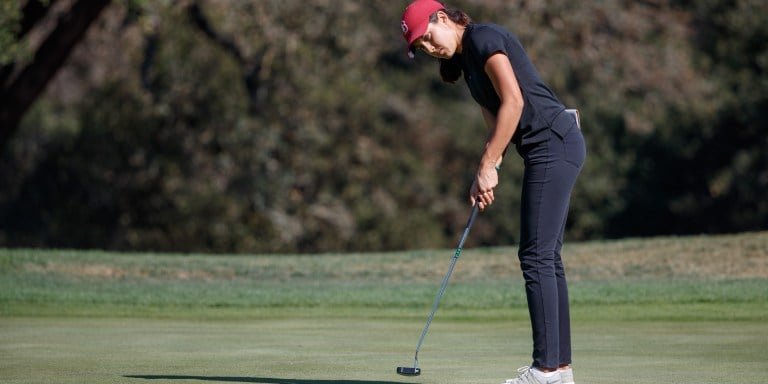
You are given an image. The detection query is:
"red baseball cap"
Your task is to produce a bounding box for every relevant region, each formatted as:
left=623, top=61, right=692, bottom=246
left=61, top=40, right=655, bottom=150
left=401, top=0, right=445, bottom=58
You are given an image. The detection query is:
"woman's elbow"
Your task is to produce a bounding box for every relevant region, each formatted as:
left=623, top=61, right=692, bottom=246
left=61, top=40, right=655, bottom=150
left=501, top=96, right=524, bottom=113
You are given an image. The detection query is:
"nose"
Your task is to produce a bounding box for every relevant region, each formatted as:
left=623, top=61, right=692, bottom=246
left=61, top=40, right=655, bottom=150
left=418, top=41, right=435, bottom=54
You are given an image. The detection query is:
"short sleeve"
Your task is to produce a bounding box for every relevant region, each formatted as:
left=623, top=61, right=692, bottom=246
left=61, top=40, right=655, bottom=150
left=467, top=26, right=509, bottom=65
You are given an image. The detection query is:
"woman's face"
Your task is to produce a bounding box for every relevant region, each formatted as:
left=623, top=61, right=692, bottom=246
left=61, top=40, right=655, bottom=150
left=412, top=12, right=459, bottom=59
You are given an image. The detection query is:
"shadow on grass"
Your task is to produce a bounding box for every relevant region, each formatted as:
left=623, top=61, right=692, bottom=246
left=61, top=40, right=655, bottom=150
left=123, top=375, right=412, bottom=384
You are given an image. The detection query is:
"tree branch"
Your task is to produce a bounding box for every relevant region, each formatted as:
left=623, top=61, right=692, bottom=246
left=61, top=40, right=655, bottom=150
left=0, top=0, right=59, bottom=88
left=19, top=0, right=59, bottom=38
left=186, top=2, right=244, bottom=65
left=0, top=0, right=111, bottom=149
left=186, top=1, right=269, bottom=114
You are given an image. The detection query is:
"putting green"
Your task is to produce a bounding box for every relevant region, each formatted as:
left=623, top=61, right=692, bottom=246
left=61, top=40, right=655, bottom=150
left=1, top=316, right=765, bottom=384
left=2, top=235, right=766, bottom=383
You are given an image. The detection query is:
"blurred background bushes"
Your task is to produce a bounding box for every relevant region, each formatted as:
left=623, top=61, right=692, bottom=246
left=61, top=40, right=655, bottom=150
left=0, top=0, right=765, bottom=253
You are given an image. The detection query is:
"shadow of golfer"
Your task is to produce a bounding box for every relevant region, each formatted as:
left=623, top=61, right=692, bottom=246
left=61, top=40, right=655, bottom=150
left=123, top=375, right=412, bottom=384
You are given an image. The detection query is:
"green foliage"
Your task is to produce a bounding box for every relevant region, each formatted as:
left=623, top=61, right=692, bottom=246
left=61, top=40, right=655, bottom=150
left=607, top=0, right=768, bottom=236
left=0, top=0, right=22, bottom=64
left=0, top=0, right=765, bottom=252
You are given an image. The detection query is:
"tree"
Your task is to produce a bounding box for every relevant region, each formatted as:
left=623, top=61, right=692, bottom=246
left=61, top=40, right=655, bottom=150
left=0, top=0, right=110, bottom=149
left=0, top=1, right=765, bottom=253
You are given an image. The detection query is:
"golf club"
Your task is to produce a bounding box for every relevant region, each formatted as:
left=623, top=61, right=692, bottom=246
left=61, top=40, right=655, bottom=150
left=396, top=202, right=481, bottom=376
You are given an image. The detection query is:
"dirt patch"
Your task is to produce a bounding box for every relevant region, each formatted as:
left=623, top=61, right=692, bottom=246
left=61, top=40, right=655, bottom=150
left=23, top=262, right=222, bottom=281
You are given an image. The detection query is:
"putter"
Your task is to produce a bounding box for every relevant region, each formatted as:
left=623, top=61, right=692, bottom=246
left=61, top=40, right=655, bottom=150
left=396, top=203, right=481, bottom=376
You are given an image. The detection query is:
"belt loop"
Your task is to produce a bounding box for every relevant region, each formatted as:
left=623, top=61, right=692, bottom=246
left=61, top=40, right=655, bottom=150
left=565, top=109, right=580, bottom=130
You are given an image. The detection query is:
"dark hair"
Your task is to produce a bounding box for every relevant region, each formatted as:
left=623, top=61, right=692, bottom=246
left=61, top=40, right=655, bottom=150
left=433, top=8, right=472, bottom=83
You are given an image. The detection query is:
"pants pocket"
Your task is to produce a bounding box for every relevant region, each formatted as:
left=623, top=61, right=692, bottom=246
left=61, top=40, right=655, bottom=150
left=562, top=129, right=586, bottom=169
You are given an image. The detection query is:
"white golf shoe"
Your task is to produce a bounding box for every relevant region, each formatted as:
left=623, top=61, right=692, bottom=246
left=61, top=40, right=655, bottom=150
left=559, top=367, right=575, bottom=384
left=502, top=366, right=562, bottom=384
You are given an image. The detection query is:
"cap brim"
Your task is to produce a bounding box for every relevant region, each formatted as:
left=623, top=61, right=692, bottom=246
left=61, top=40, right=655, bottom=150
left=405, top=21, right=429, bottom=58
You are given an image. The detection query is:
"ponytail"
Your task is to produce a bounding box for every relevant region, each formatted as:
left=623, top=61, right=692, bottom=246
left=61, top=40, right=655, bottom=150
left=439, top=56, right=463, bottom=83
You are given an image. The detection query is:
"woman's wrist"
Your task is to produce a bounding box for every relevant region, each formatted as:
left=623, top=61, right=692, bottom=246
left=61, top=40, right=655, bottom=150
left=479, top=158, right=500, bottom=171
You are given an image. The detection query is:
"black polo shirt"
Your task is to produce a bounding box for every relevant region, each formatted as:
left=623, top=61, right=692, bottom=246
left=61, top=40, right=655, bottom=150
left=459, top=23, right=565, bottom=147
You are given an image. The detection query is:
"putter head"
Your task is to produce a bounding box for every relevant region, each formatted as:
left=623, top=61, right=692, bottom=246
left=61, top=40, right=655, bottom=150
left=396, top=366, right=421, bottom=376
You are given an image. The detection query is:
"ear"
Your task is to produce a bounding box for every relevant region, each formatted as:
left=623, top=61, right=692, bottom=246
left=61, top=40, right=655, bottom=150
left=436, top=10, right=449, bottom=24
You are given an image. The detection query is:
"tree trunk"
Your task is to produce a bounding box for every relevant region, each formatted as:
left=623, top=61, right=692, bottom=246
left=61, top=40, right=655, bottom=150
left=0, top=0, right=111, bottom=149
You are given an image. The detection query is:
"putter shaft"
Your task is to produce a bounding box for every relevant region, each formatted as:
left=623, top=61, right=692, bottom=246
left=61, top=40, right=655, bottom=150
left=412, top=204, right=481, bottom=367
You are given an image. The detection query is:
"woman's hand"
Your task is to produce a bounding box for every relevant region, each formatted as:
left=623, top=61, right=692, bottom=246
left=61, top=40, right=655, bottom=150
left=470, top=164, right=498, bottom=211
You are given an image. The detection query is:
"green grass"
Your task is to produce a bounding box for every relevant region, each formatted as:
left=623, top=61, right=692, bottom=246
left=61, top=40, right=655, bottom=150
left=1, top=231, right=767, bottom=383
left=1, top=317, right=766, bottom=384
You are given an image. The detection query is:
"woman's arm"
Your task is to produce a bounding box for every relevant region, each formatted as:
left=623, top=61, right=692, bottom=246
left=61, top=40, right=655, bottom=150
left=472, top=52, right=524, bottom=209
left=482, top=53, right=523, bottom=170
left=480, top=107, right=505, bottom=169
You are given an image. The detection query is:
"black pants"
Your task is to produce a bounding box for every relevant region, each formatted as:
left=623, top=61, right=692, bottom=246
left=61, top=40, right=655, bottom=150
left=516, top=111, right=585, bottom=369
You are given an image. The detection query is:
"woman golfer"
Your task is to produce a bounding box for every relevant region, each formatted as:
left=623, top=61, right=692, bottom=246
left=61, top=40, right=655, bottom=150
left=401, top=1, right=586, bottom=383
